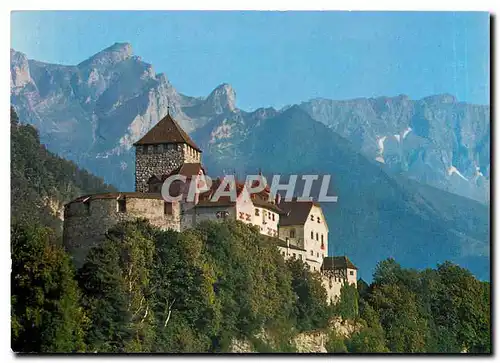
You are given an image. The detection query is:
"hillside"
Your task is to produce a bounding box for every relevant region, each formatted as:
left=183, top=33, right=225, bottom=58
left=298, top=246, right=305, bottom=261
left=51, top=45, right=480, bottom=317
left=10, top=107, right=116, bottom=231
left=11, top=219, right=490, bottom=353
left=196, top=106, right=490, bottom=280
left=11, top=43, right=490, bottom=202
left=10, top=43, right=490, bottom=279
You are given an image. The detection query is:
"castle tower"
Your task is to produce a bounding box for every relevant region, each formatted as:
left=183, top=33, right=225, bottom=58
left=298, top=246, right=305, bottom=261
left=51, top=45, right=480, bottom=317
left=133, top=112, right=202, bottom=192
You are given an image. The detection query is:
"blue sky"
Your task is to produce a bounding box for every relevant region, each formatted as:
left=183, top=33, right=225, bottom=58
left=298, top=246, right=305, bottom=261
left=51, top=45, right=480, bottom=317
left=11, top=11, right=490, bottom=110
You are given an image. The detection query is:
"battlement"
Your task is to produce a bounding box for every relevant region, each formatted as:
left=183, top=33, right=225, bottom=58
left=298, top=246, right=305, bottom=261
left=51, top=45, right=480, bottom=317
left=63, top=193, right=180, bottom=267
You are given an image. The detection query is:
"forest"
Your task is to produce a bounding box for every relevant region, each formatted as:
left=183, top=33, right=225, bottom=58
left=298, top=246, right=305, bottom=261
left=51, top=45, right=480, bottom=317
left=10, top=108, right=490, bottom=353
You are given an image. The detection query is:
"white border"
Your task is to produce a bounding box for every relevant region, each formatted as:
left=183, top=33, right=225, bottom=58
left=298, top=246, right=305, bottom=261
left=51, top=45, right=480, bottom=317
left=2, top=1, right=497, bottom=362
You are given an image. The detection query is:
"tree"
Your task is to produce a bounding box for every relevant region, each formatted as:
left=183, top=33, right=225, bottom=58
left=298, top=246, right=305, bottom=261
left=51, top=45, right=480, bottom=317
left=335, top=282, right=359, bottom=320
left=77, top=220, right=157, bottom=352
left=286, top=259, right=329, bottom=331
left=11, top=223, right=86, bottom=352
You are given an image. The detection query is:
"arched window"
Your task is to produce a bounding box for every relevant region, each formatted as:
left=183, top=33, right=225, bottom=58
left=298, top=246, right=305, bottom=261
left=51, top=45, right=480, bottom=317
left=311, top=231, right=314, bottom=239
left=321, top=234, right=324, bottom=243
left=316, top=232, right=319, bottom=241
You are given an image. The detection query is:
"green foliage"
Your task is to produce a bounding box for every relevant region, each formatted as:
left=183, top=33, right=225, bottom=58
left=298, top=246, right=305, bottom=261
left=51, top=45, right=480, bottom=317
left=325, top=330, right=348, bottom=353
left=334, top=283, right=359, bottom=320
left=346, top=326, right=389, bottom=353
left=73, top=220, right=329, bottom=352
left=363, top=258, right=491, bottom=353
left=11, top=222, right=86, bottom=352
left=10, top=107, right=115, bottom=231
left=10, top=214, right=491, bottom=353
left=286, top=259, right=329, bottom=332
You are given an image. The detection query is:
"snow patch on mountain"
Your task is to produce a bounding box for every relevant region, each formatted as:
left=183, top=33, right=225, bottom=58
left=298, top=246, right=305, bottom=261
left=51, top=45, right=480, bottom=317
left=377, top=136, right=387, bottom=154
left=402, top=127, right=412, bottom=139
left=448, top=166, right=468, bottom=181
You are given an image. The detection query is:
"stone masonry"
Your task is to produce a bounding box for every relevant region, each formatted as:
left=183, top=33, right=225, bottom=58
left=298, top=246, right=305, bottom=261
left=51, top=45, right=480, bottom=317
left=135, top=143, right=201, bottom=193
left=63, top=194, right=181, bottom=268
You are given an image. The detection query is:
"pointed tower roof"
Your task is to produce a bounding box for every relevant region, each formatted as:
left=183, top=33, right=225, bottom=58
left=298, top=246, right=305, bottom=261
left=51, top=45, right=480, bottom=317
left=133, top=113, right=202, bottom=152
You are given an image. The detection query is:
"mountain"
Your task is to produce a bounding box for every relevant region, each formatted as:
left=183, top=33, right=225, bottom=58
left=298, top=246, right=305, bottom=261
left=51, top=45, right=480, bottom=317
left=299, top=95, right=490, bottom=203
left=10, top=107, right=116, bottom=231
left=10, top=44, right=490, bottom=203
left=194, top=106, right=490, bottom=280
left=10, top=44, right=490, bottom=279
left=10, top=44, right=237, bottom=190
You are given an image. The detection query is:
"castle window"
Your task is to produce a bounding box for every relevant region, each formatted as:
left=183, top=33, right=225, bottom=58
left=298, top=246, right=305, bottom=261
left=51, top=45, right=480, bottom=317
left=311, top=231, right=314, bottom=239
left=350, top=271, right=354, bottom=276
left=321, top=234, right=324, bottom=243
left=290, top=228, right=296, bottom=238
left=310, top=250, right=313, bottom=256
left=317, top=252, right=319, bottom=258
left=299, top=254, right=303, bottom=261
left=255, top=208, right=260, bottom=216
left=316, top=233, right=319, bottom=241
left=272, top=213, right=275, bottom=221
left=164, top=202, right=172, bottom=215
left=268, top=212, right=272, bottom=220
left=293, top=253, right=296, bottom=259
left=317, top=217, right=320, bottom=223
left=83, top=198, right=91, bottom=215
left=117, top=198, right=126, bottom=213
left=310, top=214, right=314, bottom=221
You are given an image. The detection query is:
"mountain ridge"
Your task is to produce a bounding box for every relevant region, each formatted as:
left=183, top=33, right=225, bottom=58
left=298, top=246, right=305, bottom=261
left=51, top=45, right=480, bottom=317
left=10, top=44, right=490, bottom=279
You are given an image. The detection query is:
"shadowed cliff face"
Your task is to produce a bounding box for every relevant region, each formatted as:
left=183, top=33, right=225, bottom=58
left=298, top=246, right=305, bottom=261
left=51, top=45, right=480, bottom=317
left=10, top=43, right=490, bottom=279
left=299, top=95, right=490, bottom=203
left=11, top=43, right=489, bottom=204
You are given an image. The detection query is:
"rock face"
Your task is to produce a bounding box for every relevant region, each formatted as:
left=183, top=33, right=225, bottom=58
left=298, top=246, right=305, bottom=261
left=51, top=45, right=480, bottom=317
left=299, top=95, right=490, bottom=203
left=10, top=43, right=490, bottom=203
left=10, top=44, right=234, bottom=190
left=228, top=317, right=361, bottom=353
left=10, top=43, right=490, bottom=280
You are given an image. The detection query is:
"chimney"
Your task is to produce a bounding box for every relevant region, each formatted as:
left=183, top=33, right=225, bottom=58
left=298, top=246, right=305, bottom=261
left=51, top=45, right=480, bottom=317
left=275, top=193, right=282, bottom=205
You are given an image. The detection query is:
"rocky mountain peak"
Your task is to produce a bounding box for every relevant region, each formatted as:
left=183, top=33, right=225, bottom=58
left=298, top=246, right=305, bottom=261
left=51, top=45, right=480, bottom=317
left=78, top=42, right=133, bottom=68
left=205, top=83, right=236, bottom=114
left=10, top=49, right=32, bottom=91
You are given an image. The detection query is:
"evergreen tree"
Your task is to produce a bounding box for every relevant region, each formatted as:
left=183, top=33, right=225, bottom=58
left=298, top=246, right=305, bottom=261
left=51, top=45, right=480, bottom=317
left=11, top=223, right=86, bottom=352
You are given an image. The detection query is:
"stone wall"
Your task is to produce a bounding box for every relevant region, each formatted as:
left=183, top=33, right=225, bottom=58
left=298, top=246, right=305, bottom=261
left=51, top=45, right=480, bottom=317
left=135, top=143, right=185, bottom=192
left=63, top=195, right=180, bottom=268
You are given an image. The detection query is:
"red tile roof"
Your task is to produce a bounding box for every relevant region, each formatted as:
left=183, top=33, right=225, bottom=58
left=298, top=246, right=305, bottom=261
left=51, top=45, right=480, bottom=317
left=133, top=113, right=202, bottom=152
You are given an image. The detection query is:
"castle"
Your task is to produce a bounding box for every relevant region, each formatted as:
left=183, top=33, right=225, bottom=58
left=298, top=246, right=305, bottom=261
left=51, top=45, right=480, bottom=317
left=63, top=111, right=358, bottom=304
